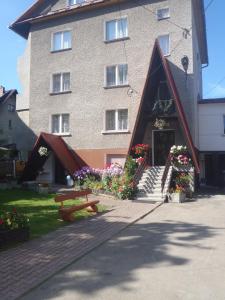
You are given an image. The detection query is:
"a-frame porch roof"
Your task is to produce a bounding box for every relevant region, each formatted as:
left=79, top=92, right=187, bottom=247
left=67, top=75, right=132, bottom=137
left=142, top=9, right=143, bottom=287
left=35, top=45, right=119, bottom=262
left=20, top=132, right=81, bottom=182
left=129, top=40, right=200, bottom=173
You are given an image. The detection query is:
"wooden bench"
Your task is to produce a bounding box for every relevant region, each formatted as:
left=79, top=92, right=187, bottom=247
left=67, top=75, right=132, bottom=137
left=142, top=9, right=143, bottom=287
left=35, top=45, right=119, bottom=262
left=54, top=189, right=99, bottom=222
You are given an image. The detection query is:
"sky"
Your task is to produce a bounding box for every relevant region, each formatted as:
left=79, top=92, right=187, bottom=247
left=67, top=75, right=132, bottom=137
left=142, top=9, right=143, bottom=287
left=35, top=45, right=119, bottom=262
left=0, top=0, right=224, bottom=99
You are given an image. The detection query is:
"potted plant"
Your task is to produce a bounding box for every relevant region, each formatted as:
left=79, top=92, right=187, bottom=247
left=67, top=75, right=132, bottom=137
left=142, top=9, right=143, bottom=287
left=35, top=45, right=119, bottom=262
left=169, top=172, right=190, bottom=203
left=0, top=209, right=30, bottom=247
left=170, top=186, right=186, bottom=203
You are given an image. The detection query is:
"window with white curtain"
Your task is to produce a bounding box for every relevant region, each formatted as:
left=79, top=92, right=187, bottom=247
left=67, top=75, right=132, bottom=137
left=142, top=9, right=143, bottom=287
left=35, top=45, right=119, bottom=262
left=158, top=34, right=170, bottom=56
left=105, top=18, right=128, bottom=41
left=157, top=8, right=170, bottom=20
left=52, top=31, right=71, bottom=51
left=52, top=73, right=70, bottom=93
left=52, top=114, right=70, bottom=134
left=106, top=64, right=128, bottom=87
left=69, top=0, right=85, bottom=5
left=105, top=109, right=128, bottom=132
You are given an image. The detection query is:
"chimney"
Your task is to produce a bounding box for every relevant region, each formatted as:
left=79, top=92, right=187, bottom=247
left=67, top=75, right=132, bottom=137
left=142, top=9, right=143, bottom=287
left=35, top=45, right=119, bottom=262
left=0, top=86, right=5, bottom=97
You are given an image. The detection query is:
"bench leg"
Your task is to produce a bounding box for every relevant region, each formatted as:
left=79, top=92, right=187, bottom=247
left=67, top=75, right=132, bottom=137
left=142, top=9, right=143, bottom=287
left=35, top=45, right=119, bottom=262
left=59, top=210, right=75, bottom=222
left=86, top=204, right=98, bottom=213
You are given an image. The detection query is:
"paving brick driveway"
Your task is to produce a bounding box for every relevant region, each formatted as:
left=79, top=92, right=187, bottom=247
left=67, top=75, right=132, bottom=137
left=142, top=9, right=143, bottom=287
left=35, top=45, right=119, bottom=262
left=0, top=195, right=160, bottom=300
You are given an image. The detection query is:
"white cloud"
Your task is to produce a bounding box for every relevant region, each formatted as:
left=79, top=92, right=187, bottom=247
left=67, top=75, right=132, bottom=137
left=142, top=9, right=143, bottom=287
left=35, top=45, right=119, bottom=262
left=206, top=83, right=225, bottom=98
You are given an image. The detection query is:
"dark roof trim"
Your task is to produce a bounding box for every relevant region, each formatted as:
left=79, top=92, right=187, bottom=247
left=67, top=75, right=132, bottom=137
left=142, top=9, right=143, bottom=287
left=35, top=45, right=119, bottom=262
left=199, top=98, right=225, bottom=104
left=128, top=40, right=200, bottom=173
left=0, top=89, right=17, bottom=104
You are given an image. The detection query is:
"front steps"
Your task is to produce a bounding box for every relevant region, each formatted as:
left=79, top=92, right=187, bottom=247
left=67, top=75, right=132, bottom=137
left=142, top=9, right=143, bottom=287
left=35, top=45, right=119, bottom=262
left=136, top=166, right=172, bottom=202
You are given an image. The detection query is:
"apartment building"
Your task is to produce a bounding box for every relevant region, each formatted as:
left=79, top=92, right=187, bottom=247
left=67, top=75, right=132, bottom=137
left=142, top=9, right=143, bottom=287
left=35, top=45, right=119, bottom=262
left=10, top=0, right=208, bottom=184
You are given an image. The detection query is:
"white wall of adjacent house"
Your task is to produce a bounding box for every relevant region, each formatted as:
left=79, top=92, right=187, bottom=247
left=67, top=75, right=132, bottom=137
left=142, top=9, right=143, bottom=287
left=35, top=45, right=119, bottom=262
left=198, top=103, right=225, bottom=151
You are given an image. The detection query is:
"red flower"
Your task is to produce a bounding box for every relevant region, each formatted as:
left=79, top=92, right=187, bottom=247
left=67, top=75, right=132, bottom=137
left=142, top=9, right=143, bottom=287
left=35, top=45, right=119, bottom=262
left=0, top=219, right=4, bottom=225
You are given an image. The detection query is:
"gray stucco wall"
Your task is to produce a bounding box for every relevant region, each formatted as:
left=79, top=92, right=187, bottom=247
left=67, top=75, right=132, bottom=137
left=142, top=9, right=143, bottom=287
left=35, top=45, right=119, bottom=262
left=20, top=0, right=202, bottom=152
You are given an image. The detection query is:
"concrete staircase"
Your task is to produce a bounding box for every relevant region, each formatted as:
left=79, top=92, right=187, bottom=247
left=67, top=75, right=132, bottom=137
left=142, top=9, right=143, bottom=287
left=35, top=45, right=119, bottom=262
left=136, top=166, right=172, bottom=202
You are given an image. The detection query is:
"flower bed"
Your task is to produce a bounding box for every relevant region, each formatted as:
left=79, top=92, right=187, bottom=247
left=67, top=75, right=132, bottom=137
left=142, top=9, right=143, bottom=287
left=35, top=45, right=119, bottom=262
left=73, top=157, right=138, bottom=200
left=0, top=209, right=30, bottom=247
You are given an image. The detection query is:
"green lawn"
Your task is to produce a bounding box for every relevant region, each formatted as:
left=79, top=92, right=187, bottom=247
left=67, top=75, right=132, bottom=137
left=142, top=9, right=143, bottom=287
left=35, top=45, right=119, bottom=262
left=0, top=189, right=105, bottom=239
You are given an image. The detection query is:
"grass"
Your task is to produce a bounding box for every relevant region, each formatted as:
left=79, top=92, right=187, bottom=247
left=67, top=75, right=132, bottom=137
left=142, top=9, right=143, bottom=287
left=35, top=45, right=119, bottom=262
left=0, top=189, right=105, bottom=239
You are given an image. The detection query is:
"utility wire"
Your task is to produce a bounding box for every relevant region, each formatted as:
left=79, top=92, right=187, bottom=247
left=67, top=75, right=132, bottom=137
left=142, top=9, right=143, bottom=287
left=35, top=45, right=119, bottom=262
left=205, top=75, right=225, bottom=97
left=133, top=0, right=191, bottom=35
left=205, top=0, right=215, bottom=11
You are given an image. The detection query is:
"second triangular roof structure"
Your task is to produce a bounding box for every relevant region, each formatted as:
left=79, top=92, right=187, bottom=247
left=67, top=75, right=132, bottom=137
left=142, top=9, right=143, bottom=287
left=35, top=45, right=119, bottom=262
left=129, top=40, right=200, bottom=173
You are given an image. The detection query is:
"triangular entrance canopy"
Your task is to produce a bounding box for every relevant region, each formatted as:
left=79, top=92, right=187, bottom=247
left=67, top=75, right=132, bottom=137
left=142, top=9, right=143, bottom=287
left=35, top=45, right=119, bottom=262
left=129, top=40, right=200, bottom=173
left=20, top=132, right=81, bottom=182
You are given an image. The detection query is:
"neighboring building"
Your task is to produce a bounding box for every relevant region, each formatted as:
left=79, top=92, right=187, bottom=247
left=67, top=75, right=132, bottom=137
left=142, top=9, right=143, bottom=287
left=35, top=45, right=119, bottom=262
left=10, top=0, right=208, bottom=184
left=0, top=86, right=18, bottom=147
left=198, top=99, right=225, bottom=187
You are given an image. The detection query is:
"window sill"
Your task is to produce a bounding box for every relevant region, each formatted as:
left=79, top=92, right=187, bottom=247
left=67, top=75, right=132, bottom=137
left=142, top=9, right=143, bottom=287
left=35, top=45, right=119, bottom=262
left=104, top=84, right=129, bottom=89
left=104, top=37, right=130, bottom=44
left=51, top=48, right=72, bottom=54
left=101, top=130, right=130, bottom=135
left=52, top=133, right=71, bottom=137
left=50, top=91, right=72, bottom=96
left=157, top=17, right=170, bottom=21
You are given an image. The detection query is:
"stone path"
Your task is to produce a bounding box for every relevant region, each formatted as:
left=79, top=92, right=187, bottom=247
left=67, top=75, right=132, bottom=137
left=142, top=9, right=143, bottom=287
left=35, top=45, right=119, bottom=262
left=0, top=196, right=161, bottom=300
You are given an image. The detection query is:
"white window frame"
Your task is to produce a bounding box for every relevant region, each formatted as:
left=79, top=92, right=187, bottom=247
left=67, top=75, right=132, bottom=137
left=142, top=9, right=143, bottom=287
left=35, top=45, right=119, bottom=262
left=68, top=0, right=85, bottom=6
left=157, top=7, right=170, bottom=20
left=102, top=109, right=129, bottom=134
left=104, top=17, right=128, bottom=42
left=105, top=64, right=128, bottom=88
left=51, top=114, right=70, bottom=135
left=51, top=72, right=71, bottom=94
left=51, top=30, right=72, bottom=52
left=158, top=34, right=170, bottom=56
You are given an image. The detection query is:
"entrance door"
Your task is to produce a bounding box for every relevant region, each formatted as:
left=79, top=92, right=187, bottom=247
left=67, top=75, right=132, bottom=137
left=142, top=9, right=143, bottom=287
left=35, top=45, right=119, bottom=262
left=153, top=130, right=175, bottom=166
left=55, top=158, right=66, bottom=185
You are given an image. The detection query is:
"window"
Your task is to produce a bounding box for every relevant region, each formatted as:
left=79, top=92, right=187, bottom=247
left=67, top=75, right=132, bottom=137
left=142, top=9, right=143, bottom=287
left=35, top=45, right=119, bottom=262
left=52, top=73, right=70, bottom=93
left=158, top=34, right=170, bottom=56
left=105, top=64, right=128, bottom=87
left=69, top=0, right=85, bottom=6
left=157, top=8, right=170, bottom=20
left=105, top=109, right=128, bottom=132
left=52, top=31, right=71, bottom=51
left=105, top=18, right=128, bottom=41
left=8, top=104, right=15, bottom=112
left=52, top=114, right=70, bottom=134
left=223, top=116, right=225, bottom=135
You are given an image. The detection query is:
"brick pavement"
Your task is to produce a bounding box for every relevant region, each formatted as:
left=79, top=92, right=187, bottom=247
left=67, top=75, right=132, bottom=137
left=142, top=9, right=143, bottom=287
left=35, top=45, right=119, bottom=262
left=0, top=196, right=161, bottom=300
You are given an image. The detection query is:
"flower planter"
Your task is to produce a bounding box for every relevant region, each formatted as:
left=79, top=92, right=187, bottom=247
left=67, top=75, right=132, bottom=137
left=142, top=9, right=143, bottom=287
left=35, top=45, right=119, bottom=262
left=170, top=192, right=186, bottom=203
left=0, top=227, right=30, bottom=248
left=38, top=185, right=49, bottom=194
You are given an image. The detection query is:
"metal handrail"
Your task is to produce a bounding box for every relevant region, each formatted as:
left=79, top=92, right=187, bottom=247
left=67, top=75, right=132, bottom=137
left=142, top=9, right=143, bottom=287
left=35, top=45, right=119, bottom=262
left=133, top=153, right=148, bottom=186
left=161, top=153, right=171, bottom=193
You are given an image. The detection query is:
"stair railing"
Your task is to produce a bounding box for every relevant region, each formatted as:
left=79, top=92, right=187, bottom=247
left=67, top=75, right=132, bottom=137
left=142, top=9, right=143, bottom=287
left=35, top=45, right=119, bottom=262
left=133, top=153, right=148, bottom=186
left=161, top=153, right=171, bottom=193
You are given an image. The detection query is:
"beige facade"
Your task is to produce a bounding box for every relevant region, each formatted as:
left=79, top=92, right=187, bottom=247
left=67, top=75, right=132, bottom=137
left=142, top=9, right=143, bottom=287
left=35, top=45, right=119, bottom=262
left=13, top=0, right=207, bottom=167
